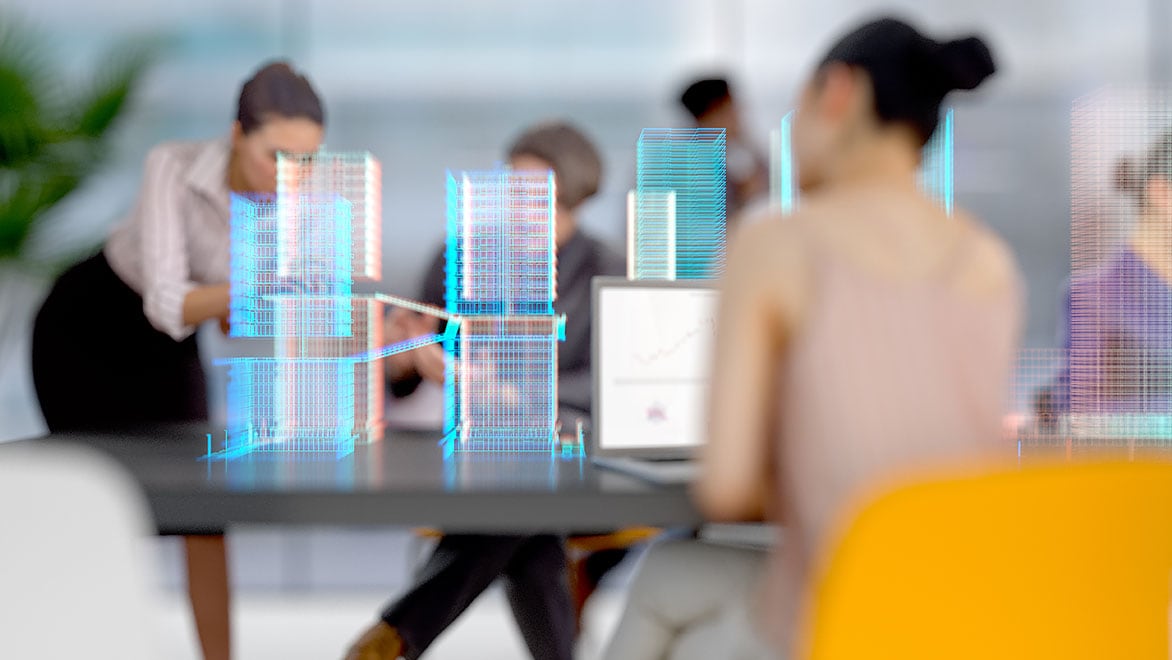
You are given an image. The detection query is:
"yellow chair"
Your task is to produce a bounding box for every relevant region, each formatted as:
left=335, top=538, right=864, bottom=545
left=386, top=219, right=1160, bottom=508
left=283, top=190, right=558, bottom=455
left=802, top=460, right=1172, bottom=660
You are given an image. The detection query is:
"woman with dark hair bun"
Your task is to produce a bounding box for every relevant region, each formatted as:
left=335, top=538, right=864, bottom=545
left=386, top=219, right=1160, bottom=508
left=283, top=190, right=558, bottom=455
left=31, top=60, right=325, bottom=660
left=1036, top=132, right=1172, bottom=425
left=604, top=17, right=1021, bottom=659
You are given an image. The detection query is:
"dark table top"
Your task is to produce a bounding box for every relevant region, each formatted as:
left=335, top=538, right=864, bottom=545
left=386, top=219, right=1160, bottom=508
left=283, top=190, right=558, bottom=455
left=12, top=426, right=703, bottom=535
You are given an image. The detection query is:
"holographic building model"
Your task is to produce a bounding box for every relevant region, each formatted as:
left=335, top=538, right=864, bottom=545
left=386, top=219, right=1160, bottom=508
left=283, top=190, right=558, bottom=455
left=1014, top=87, right=1172, bottom=450
left=442, top=169, right=564, bottom=452
left=629, top=129, right=727, bottom=281
left=771, top=109, right=955, bottom=214
left=219, top=151, right=384, bottom=457
left=211, top=158, right=571, bottom=459
left=1065, top=88, right=1172, bottom=440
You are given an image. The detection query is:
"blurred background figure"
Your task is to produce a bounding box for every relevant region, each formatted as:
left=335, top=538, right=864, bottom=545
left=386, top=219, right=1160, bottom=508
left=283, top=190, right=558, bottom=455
left=348, top=121, right=624, bottom=660
left=29, top=61, right=325, bottom=660
left=1035, top=132, right=1172, bottom=426
left=31, top=61, right=323, bottom=432
left=679, top=76, right=770, bottom=219
left=606, top=17, right=1019, bottom=659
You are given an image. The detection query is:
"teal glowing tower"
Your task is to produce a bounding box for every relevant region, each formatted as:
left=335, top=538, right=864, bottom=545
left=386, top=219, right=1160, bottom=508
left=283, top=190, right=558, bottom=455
left=634, top=129, right=728, bottom=280
left=773, top=109, right=955, bottom=214
left=918, top=109, right=955, bottom=213
left=443, top=168, right=564, bottom=452
left=772, top=113, right=798, bottom=215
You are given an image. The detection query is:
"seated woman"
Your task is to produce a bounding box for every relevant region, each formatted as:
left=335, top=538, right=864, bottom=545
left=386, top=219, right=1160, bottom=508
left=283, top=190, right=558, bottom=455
left=1036, top=132, right=1172, bottom=428
left=604, top=17, right=1021, bottom=660
left=346, top=121, right=624, bottom=660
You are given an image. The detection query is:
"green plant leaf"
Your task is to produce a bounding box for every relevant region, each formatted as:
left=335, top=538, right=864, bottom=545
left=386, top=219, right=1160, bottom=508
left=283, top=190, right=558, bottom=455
left=0, top=20, right=54, bottom=168
left=0, top=16, right=56, bottom=114
left=0, top=11, right=158, bottom=266
left=71, top=38, right=162, bottom=139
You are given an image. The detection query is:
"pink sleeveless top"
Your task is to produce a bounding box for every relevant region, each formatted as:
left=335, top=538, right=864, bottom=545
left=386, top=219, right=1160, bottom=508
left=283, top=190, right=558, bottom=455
left=760, top=228, right=1021, bottom=651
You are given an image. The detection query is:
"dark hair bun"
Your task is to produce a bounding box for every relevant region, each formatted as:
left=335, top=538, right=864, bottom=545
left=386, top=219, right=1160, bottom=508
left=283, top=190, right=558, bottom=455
left=237, top=60, right=324, bottom=134
left=1114, top=157, right=1143, bottom=196
left=933, top=36, right=996, bottom=92
left=820, top=17, right=998, bottom=144
left=680, top=78, right=731, bottom=120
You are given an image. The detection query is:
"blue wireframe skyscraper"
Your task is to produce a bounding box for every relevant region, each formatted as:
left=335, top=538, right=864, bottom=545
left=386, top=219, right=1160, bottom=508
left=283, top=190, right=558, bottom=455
left=634, top=129, right=728, bottom=280
left=443, top=168, right=563, bottom=452
left=220, top=151, right=384, bottom=458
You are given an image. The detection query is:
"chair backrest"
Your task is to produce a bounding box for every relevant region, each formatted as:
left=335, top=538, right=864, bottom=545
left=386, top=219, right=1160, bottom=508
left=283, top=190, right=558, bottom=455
left=0, top=442, right=158, bottom=660
left=802, top=460, right=1172, bottom=660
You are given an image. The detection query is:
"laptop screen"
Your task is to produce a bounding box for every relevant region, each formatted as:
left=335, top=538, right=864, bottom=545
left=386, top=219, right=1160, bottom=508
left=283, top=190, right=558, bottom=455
left=593, top=279, right=720, bottom=455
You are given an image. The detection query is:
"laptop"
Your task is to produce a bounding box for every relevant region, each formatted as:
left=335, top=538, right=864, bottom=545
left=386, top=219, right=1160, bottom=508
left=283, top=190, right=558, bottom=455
left=590, top=277, right=720, bottom=484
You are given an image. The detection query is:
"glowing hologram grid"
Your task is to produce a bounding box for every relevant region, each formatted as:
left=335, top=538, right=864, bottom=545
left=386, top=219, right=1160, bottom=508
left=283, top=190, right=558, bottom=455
left=918, top=109, right=955, bottom=214
left=636, top=129, right=727, bottom=280
left=445, top=170, right=557, bottom=316
left=771, top=112, right=797, bottom=215
left=230, top=192, right=353, bottom=338
left=771, top=109, right=955, bottom=214
left=225, top=358, right=357, bottom=458
left=1013, top=353, right=1172, bottom=452
left=372, top=293, right=454, bottom=321
left=285, top=298, right=386, bottom=443
left=448, top=317, right=561, bottom=452
left=1070, top=88, right=1171, bottom=274
left=1015, top=352, right=1172, bottom=458
left=228, top=194, right=279, bottom=337
left=277, top=151, right=382, bottom=282
left=443, top=169, right=562, bottom=452
left=1013, top=88, right=1172, bottom=451
left=218, top=160, right=571, bottom=458
left=626, top=190, right=677, bottom=280
left=215, top=151, right=385, bottom=458
left=1010, top=347, right=1068, bottom=444
left=1068, top=88, right=1172, bottom=436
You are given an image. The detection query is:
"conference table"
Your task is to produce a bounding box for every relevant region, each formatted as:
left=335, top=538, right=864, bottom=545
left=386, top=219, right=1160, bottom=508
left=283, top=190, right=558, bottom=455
left=14, top=425, right=704, bottom=535
left=20, top=419, right=1161, bottom=537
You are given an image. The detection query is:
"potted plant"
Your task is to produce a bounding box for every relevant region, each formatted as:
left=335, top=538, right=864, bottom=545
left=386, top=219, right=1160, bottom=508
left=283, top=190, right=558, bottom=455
left=0, top=15, right=158, bottom=438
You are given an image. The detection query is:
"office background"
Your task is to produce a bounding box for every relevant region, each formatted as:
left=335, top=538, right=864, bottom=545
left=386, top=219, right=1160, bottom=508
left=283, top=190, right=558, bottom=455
left=0, top=2, right=1169, bottom=635
left=4, top=0, right=1170, bottom=438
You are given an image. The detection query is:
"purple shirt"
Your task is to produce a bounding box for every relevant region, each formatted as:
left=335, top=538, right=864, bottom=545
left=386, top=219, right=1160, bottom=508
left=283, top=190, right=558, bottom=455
left=1054, top=248, right=1172, bottom=412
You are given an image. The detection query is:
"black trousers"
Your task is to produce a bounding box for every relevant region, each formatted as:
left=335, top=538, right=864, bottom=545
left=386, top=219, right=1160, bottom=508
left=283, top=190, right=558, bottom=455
left=31, top=251, right=207, bottom=432
left=382, top=534, right=574, bottom=660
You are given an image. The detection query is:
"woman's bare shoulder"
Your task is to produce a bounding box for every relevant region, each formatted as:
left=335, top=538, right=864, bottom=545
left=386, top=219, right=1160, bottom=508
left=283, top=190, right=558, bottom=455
left=724, top=208, right=824, bottom=330
left=951, top=211, right=1022, bottom=298
left=727, top=207, right=823, bottom=275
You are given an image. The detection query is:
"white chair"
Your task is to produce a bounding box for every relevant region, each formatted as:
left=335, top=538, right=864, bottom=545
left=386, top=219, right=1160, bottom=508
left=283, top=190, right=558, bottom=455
left=0, top=442, right=159, bottom=660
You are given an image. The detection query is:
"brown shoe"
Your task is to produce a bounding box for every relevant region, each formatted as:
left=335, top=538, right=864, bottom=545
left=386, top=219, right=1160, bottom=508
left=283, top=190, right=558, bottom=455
left=344, top=621, right=405, bottom=660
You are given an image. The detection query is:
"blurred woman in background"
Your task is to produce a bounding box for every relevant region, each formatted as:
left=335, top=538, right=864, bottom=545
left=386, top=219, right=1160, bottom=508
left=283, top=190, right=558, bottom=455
left=679, top=76, right=771, bottom=217
left=605, top=17, right=1020, bottom=659
left=1035, top=132, right=1172, bottom=427
left=31, top=61, right=325, bottom=660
